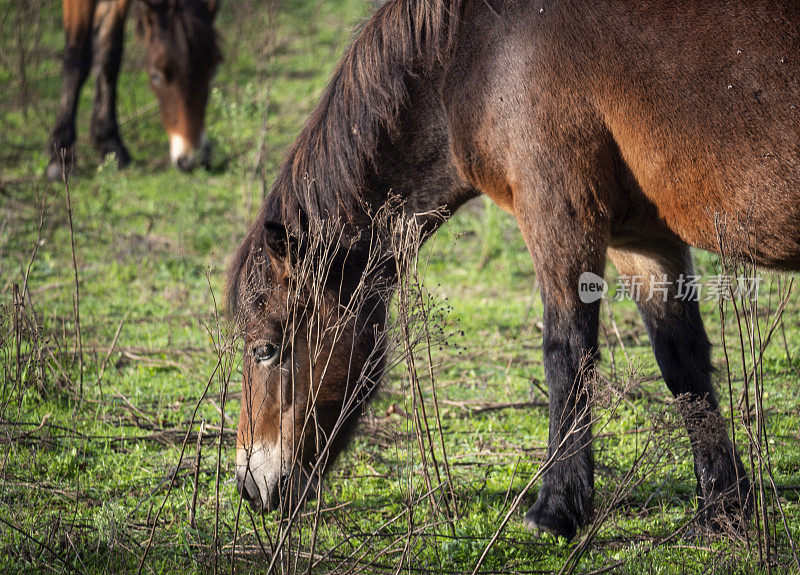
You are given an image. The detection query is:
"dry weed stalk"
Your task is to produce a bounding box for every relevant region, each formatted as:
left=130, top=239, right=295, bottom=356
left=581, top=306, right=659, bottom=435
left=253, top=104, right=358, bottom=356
left=713, top=209, right=800, bottom=571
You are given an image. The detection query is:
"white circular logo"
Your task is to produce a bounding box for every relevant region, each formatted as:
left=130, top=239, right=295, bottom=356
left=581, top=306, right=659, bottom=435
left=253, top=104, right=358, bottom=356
left=578, top=272, right=608, bottom=303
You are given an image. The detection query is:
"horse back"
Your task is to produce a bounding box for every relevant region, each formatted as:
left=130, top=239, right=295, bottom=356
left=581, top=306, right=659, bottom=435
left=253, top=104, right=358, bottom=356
left=447, top=0, right=800, bottom=267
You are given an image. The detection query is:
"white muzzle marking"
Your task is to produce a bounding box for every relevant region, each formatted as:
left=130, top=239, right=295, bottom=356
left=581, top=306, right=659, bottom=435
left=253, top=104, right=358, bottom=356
left=169, top=133, right=192, bottom=166
left=236, top=439, right=285, bottom=508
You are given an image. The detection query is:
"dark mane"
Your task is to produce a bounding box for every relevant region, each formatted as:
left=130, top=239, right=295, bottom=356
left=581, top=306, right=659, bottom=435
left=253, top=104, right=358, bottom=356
left=227, top=0, right=465, bottom=313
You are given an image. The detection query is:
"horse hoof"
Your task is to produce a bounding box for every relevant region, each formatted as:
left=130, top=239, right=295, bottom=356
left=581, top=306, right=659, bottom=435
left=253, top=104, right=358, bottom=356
left=99, top=142, right=131, bottom=169
left=45, top=162, right=65, bottom=182
left=699, top=504, right=750, bottom=536
left=523, top=498, right=579, bottom=541
left=115, top=149, right=132, bottom=169
left=696, top=454, right=753, bottom=533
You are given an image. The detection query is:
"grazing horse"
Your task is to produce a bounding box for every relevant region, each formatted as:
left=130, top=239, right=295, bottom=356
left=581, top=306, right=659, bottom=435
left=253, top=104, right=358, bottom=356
left=227, top=0, right=800, bottom=540
left=46, top=0, right=221, bottom=180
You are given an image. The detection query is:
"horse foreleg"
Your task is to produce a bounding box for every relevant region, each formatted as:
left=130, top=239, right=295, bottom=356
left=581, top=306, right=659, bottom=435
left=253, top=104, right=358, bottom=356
left=47, top=0, right=96, bottom=181
left=609, top=244, right=752, bottom=531
left=511, top=169, right=610, bottom=540
left=90, top=0, right=131, bottom=167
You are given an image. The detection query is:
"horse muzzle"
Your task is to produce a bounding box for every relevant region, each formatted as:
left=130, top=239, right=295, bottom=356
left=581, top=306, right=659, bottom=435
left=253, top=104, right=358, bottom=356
left=170, top=132, right=211, bottom=172
left=235, top=468, right=316, bottom=514
left=235, top=441, right=316, bottom=513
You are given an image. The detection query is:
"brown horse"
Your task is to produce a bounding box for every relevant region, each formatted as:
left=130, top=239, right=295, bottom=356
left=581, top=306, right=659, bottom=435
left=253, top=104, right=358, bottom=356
left=46, top=0, right=221, bottom=181
left=227, top=0, right=800, bottom=539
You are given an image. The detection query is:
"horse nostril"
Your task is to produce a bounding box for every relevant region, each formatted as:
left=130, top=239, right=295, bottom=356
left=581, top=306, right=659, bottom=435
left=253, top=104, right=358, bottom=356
left=236, top=472, right=264, bottom=511
left=199, top=141, right=212, bottom=169
left=235, top=473, right=250, bottom=500
left=176, top=155, right=196, bottom=172
left=271, top=484, right=282, bottom=511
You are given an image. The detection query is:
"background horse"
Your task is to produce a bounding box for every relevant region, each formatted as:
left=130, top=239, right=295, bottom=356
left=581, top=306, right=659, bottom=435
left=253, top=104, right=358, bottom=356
left=227, top=0, right=800, bottom=540
left=46, top=0, right=221, bottom=180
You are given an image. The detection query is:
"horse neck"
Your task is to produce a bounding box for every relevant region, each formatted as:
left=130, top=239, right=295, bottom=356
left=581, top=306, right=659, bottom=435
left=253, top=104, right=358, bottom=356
left=272, top=65, right=474, bottom=291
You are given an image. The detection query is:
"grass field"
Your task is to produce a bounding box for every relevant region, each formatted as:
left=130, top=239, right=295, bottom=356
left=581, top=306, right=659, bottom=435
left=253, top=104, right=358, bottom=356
left=1, top=0, right=800, bottom=573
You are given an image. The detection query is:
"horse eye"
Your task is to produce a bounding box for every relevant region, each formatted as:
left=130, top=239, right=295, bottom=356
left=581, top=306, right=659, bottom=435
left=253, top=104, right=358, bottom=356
left=252, top=343, right=279, bottom=366
left=149, top=71, right=165, bottom=87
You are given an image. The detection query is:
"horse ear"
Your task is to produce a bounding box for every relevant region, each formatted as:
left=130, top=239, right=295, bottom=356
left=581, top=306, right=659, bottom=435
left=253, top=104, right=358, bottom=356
left=205, top=0, right=220, bottom=20
left=263, top=221, right=303, bottom=277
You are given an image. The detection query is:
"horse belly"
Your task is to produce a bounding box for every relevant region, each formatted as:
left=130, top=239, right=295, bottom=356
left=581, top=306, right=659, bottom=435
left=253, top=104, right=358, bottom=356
left=588, top=0, right=800, bottom=268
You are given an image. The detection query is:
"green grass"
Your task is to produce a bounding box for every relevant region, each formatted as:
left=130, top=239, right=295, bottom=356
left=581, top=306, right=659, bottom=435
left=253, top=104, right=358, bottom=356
left=1, top=0, right=799, bottom=573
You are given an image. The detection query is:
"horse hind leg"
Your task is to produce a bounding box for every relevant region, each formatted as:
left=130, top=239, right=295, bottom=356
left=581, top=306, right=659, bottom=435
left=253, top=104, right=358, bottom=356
left=89, top=0, right=131, bottom=168
left=608, top=244, right=752, bottom=531
left=47, top=0, right=97, bottom=181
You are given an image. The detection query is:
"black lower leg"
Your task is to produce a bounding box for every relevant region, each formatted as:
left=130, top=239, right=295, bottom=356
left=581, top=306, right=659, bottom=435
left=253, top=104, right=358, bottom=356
left=609, top=245, right=751, bottom=529
left=524, top=298, right=599, bottom=540
left=639, top=295, right=751, bottom=528
left=89, top=3, right=130, bottom=167
left=48, top=28, right=93, bottom=180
